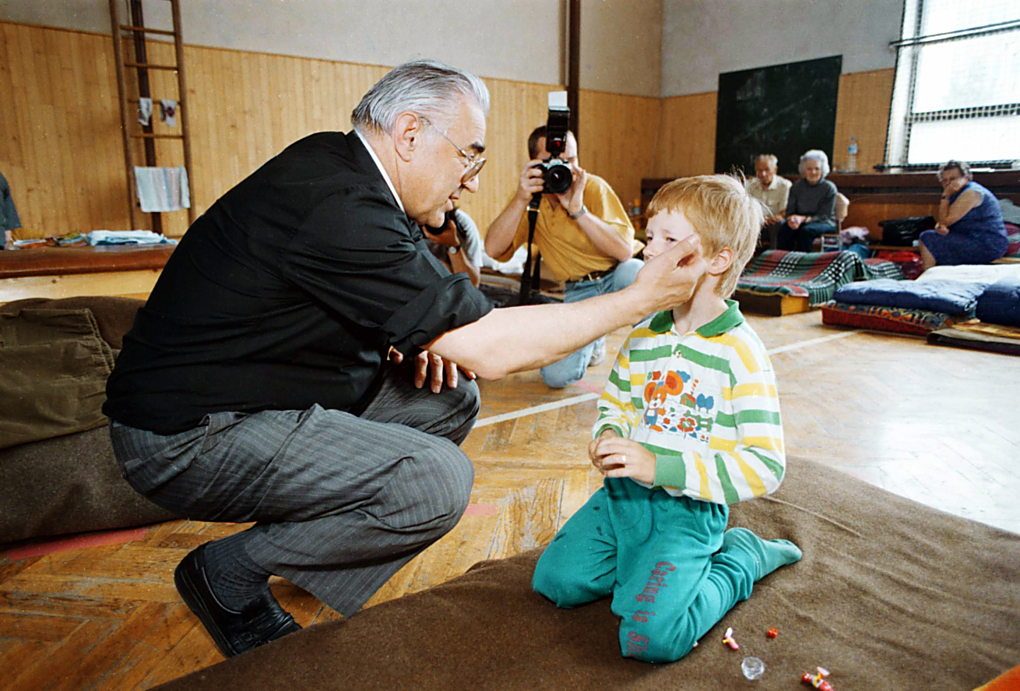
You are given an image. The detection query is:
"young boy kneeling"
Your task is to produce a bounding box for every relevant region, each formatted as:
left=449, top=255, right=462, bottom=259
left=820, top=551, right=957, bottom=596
left=532, top=175, right=802, bottom=663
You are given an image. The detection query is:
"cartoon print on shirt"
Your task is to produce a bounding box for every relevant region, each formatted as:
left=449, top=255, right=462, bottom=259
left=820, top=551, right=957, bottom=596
left=643, top=369, right=690, bottom=431
left=642, top=366, right=717, bottom=440
left=694, top=394, right=715, bottom=442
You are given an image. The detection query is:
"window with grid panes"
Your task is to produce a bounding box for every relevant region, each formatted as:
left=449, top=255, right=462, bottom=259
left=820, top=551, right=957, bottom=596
left=885, top=0, right=1020, bottom=169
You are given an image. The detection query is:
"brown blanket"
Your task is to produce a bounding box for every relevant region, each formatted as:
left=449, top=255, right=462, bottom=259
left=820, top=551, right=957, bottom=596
left=0, top=307, right=114, bottom=449
left=154, top=457, right=1020, bottom=691
left=0, top=296, right=175, bottom=544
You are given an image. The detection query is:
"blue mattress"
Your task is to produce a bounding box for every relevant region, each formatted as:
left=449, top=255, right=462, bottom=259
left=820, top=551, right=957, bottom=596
left=832, top=279, right=984, bottom=316
left=976, top=277, right=1020, bottom=327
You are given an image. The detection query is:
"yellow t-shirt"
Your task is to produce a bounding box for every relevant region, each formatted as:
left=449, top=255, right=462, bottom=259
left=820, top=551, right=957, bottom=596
left=500, top=173, right=639, bottom=283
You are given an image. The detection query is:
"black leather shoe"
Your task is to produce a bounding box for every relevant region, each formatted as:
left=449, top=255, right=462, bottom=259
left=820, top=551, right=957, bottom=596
left=174, top=544, right=302, bottom=658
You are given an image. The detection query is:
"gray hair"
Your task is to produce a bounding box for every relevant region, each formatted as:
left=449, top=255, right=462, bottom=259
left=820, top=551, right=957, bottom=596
left=351, top=59, right=490, bottom=135
left=755, top=154, right=778, bottom=169
left=938, top=159, right=972, bottom=181
left=798, top=149, right=830, bottom=178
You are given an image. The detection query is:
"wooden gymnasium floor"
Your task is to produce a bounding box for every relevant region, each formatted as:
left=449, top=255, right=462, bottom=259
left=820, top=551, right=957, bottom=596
left=2, top=310, right=1019, bottom=689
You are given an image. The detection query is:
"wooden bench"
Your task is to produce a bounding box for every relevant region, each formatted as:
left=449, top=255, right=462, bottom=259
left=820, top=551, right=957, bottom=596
left=0, top=244, right=175, bottom=303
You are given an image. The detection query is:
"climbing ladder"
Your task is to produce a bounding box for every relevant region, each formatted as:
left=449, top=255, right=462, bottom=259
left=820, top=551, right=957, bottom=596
left=108, top=0, right=196, bottom=231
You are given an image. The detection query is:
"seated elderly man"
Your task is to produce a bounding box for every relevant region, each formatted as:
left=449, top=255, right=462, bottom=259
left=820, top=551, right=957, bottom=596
left=777, top=150, right=838, bottom=252
left=919, top=160, right=1009, bottom=272
left=744, top=154, right=791, bottom=250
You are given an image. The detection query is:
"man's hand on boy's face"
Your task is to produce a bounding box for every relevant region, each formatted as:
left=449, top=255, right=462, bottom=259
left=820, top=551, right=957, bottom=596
left=593, top=436, right=657, bottom=485
left=632, top=235, right=705, bottom=314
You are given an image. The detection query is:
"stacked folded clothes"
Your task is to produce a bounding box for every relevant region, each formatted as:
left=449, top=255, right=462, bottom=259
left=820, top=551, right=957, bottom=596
left=86, top=230, right=177, bottom=246
left=6, top=230, right=177, bottom=249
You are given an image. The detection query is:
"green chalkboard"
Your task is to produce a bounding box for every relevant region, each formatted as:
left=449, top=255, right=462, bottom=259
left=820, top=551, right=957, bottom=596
left=715, top=55, right=842, bottom=177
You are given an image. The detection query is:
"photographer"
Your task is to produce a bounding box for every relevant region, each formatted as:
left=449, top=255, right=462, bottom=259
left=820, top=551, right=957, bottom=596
left=422, top=207, right=484, bottom=287
left=485, top=126, right=642, bottom=388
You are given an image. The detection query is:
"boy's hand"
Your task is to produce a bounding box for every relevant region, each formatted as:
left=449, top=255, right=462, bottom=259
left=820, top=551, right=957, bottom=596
left=588, top=429, right=619, bottom=468
left=592, top=436, right=657, bottom=485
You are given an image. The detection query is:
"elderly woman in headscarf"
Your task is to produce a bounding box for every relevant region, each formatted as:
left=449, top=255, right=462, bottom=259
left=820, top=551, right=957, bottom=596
left=919, top=160, right=1008, bottom=272
left=776, top=149, right=838, bottom=252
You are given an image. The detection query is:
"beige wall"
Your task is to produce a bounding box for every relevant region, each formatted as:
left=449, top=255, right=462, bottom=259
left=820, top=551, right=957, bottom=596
left=0, top=0, right=662, bottom=97
left=661, top=0, right=901, bottom=97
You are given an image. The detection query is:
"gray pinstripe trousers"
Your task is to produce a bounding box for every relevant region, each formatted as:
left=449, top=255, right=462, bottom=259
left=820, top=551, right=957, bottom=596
left=109, top=364, right=479, bottom=616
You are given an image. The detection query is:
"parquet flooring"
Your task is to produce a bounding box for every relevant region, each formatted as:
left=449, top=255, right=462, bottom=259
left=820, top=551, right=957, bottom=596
left=2, top=310, right=1019, bottom=689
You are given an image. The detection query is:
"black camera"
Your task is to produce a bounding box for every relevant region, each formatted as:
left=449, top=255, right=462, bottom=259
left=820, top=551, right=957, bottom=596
left=536, top=104, right=573, bottom=195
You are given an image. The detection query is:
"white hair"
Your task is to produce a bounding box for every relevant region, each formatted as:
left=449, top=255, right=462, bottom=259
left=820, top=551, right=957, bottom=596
left=798, top=149, right=831, bottom=178
left=755, top=154, right=778, bottom=169
left=351, top=59, right=490, bottom=135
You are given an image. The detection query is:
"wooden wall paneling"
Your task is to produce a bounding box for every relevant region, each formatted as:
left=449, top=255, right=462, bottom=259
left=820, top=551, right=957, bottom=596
left=0, top=24, right=132, bottom=237
left=189, top=43, right=216, bottom=222
left=10, top=25, right=39, bottom=231
left=67, top=31, right=97, bottom=228
left=48, top=29, right=77, bottom=233
left=578, top=89, right=661, bottom=217
left=654, top=92, right=717, bottom=179
left=832, top=68, right=895, bottom=174
left=842, top=200, right=939, bottom=240
left=93, top=32, right=131, bottom=235
left=0, top=26, right=25, bottom=172
left=461, top=78, right=551, bottom=236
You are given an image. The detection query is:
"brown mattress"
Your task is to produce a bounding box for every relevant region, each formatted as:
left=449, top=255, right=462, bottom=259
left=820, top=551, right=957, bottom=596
left=153, top=456, right=1020, bottom=691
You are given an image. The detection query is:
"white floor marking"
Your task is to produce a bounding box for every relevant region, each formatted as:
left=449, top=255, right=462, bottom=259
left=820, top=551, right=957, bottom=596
left=474, top=393, right=599, bottom=428
left=765, top=329, right=860, bottom=355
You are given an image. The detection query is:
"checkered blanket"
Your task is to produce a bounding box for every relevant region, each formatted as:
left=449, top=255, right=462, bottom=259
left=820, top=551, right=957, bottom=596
left=738, top=250, right=905, bottom=306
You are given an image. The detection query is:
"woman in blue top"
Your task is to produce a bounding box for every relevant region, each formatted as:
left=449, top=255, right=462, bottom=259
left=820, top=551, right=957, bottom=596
left=919, top=160, right=1008, bottom=272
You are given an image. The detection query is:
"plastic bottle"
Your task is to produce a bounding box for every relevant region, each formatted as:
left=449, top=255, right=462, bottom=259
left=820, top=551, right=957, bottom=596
left=847, top=136, right=858, bottom=173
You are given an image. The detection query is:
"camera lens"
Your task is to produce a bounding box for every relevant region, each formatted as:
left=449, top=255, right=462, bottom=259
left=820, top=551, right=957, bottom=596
left=542, top=159, right=573, bottom=195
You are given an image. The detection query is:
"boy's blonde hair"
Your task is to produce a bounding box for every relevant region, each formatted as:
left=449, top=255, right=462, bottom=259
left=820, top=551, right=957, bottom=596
left=646, top=175, right=763, bottom=297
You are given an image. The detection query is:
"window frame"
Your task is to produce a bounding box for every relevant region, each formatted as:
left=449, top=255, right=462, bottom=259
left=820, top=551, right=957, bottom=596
left=882, top=0, right=1020, bottom=171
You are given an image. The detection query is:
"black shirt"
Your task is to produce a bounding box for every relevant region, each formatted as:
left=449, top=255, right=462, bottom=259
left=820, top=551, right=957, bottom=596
left=104, top=131, right=492, bottom=434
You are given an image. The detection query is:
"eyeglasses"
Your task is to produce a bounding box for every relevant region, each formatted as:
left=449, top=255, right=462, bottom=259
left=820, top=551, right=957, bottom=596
left=421, top=117, right=486, bottom=184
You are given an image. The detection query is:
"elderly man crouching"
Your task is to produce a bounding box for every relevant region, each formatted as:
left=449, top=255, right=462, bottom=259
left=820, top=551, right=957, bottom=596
left=102, top=59, right=705, bottom=658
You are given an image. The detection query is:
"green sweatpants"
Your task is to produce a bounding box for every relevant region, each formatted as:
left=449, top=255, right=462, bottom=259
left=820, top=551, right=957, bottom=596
left=532, top=477, right=759, bottom=663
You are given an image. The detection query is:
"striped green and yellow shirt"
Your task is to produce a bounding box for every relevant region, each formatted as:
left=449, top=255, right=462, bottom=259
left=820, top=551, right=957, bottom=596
left=595, top=300, right=785, bottom=505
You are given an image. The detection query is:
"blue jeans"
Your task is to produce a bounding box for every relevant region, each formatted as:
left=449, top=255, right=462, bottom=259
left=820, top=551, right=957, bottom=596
left=540, top=258, right=643, bottom=388
left=777, top=220, right=836, bottom=252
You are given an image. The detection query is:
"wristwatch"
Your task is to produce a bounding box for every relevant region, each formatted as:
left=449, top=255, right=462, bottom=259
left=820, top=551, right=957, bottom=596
left=448, top=245, right=460, bottom=255
left=568, top=204, right=588, bottom=220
